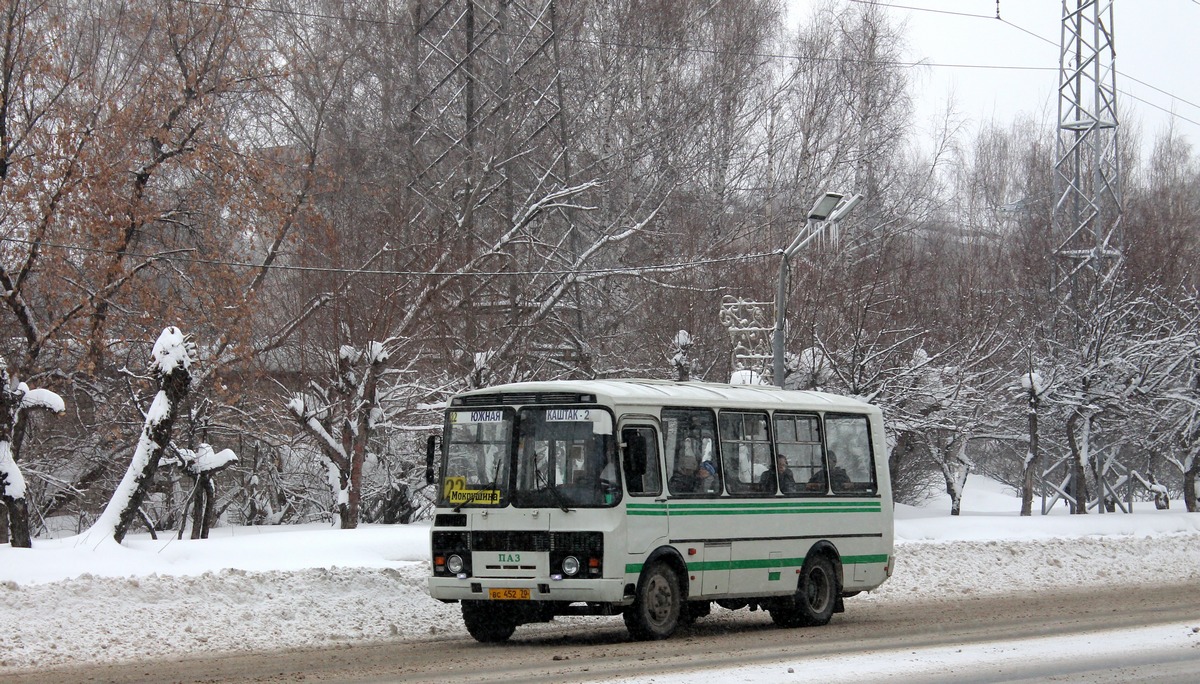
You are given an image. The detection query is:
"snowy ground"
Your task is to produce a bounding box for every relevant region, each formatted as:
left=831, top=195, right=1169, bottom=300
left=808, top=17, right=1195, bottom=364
left=2, top=478, right=1200, bottom=678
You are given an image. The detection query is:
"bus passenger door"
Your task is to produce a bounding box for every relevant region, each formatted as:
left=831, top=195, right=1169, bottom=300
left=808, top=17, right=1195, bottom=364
left=620, top=424, right=667, bottom=555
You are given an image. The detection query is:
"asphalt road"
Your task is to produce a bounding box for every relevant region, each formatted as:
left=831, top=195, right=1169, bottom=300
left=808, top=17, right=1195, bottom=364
left=3, top=582, right=1198, bottom=684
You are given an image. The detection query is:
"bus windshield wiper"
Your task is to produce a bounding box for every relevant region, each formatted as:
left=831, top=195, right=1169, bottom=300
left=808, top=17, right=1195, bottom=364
left=534, top=468, right=573, bottom=513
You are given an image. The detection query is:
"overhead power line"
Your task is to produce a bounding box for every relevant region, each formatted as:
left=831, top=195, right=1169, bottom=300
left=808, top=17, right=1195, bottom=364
left=0, top=236, right=773, bottom=278
left=166, top=0, right=1051, bottom=73
left=847, top=0, right=995, bottom=20
left=171, top=0, right=1198, bottom=126
left=851, top=0, right=1200, bottom=127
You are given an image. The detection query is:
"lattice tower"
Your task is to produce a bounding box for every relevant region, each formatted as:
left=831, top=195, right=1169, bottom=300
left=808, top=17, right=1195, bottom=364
left=1051, top=0, right=1123, bottom=306
left=411, top=0, right=580, bottom=357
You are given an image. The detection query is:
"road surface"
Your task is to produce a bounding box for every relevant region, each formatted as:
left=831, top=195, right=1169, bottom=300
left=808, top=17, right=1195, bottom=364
left=2, top=582, right=1197, bottom=683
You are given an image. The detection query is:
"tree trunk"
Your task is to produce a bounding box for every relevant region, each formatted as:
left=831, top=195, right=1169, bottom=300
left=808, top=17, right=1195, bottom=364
left=1185, top=457, right=1198, bottom=513
left=82, top=328, right=193, bottom=546
left=201, top=477, right=217, bottom=539
left=939, top=435, right=971, bottom=517
left=0, top=500, right=8, bottom=544
left=335, top=464, right=354, bottom=530
left=1, top=494, right=30, bottom=547
left=1065, top=411, right=1090, bottom=514
left=112, top=364, right=190, bottom=543
left=1020, top=390, right=1040, bottom=516
left=189, top=475, right=206, bottom=540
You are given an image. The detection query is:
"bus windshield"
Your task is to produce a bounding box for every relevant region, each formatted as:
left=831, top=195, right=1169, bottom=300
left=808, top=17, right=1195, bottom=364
left=513, top=407, right=619, bottom=509
left=440, top=409, right=513, bottom=508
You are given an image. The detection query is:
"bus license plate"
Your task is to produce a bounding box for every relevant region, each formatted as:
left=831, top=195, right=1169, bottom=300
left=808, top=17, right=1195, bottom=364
left=488, top=588, right=530, bottom=601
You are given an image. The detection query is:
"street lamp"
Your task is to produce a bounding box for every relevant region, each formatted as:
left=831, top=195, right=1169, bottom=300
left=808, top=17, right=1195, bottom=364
left=772, top=192, right=863, bottom=387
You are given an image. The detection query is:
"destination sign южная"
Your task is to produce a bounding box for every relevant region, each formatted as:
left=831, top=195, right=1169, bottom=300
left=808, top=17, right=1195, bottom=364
left=450, top=410, right=504, bottom=424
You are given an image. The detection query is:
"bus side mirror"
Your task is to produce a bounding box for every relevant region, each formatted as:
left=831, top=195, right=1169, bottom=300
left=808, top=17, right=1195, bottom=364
left=425, top=435, right=439, bottom=486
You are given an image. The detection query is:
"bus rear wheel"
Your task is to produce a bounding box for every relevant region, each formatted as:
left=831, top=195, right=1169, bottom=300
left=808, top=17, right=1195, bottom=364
left=769, top=554, right=839, bottom=628
left=624, top=561, right=682, bottom=640
left=462, top=600, right=517, bottom=643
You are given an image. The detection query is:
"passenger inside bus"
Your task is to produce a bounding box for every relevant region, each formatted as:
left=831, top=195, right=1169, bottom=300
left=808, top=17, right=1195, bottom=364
left=759, top=455, right=797, bottom=493
left=669, top=459, right=718, bottom=493
left=667, top=413, right=719, bottom=494
left=809, top=450, right=851, bottom=491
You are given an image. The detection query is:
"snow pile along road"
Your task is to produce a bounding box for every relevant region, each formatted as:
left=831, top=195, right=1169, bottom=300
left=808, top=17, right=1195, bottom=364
left=2, top=479, right=1200, bottom=671
left=2, top=529, right=1199, bottom=669
left=0, top=564, right=457, bottom=669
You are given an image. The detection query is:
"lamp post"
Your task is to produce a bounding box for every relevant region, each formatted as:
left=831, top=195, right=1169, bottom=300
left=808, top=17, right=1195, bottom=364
left=772, top=192, right=863, bottom=388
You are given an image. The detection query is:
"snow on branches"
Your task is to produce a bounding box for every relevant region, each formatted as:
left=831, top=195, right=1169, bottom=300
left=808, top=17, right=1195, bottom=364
left=81, top=327, right=196, bottom=545
left=0, top=357, right=66, bottom=548
left=287, top=340, right=390, bottom=529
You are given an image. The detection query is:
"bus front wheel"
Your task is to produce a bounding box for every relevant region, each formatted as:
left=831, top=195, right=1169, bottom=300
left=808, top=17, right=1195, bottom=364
left=462, top=600, right=517, bottom=643
left=624, top=561, right=682, bottom=640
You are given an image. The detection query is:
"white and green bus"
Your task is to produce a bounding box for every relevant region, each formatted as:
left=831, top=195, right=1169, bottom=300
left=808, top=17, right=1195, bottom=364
left=426, top=379, right=893, bottom=642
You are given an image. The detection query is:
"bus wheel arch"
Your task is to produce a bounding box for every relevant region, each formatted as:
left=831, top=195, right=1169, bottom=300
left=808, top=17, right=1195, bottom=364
left=641, top=545, right=691, bottom=597
left=624, top=547, right=687, bottom=640
left=770, top=544, right=842, bottom=628
left=796, top=545, right=842, bottom=626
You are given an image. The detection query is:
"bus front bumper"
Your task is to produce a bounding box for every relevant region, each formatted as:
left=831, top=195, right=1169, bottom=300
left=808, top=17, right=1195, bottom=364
left=428, top=576, right=629, bottom=604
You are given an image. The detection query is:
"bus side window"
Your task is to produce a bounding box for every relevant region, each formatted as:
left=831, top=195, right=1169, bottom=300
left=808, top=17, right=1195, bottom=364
left=773, top=413, right=823, bottom=495
left=622, top=427, right=662, bottom=497
left=663, top=408, right=721, bottom=496
left=719, top=411, right=772, bottom=495
left=823, top=414, right=877, bottom=495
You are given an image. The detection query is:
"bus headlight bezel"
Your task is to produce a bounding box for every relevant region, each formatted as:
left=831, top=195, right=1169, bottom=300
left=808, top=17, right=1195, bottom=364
left=446, top=554, right=465, bottom=574
left=561, top=555, right=581, bottom=577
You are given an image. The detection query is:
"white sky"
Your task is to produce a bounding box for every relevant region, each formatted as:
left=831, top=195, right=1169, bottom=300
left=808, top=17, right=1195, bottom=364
left=788, top=0, right=1200, bottom=153
left=2, top=477, right=1200, bottom=676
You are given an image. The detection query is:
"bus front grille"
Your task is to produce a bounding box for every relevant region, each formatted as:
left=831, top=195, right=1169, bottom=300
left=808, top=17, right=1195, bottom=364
left=472, top=530, right=551, bottom=552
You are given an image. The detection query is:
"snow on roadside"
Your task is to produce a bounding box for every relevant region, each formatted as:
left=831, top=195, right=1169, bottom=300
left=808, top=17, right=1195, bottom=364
left=3, top=528, right=1199, bottom=670
left=0, top=564, right=457, bottom=669
left=2, top=479, right=1200, bottom=671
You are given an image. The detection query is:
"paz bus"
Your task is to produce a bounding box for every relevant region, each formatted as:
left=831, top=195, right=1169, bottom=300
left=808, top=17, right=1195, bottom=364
left=425, top=379, right=893, bottom=642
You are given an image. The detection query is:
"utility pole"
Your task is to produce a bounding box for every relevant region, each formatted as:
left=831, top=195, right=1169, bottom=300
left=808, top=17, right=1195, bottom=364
left=1047, top=0, right=1126, bottom=514
left=1052, top=0, right=1122, bottom=305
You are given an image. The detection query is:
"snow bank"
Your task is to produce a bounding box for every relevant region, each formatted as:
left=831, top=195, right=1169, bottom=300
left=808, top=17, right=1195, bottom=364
left=1, top=478, right=1199, bottom=670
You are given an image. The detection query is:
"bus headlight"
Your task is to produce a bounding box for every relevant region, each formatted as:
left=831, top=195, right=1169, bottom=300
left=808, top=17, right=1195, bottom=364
left=447, top=554, right=465, bottom=574
left=561, top=555, right=581, bottom=577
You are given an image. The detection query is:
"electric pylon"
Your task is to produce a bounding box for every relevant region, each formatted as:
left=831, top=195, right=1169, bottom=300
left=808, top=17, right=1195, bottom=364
left=1052, top=0, right=1123, bottom=303
left=1045, top=0, right=1130, bottom=515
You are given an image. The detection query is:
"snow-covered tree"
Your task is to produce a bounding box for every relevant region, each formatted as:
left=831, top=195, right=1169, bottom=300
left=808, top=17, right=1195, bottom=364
left=288, top=342, right=388, bottom=529
left=671, top=330, right=694, bottom=382
left=1016, top=360, right=1050, bottom=517
left=0, top=358, right=65, bottom=547
left=169, top=443, right=238, bottom=539
left=891, top=337, right=1008, bottom=516
left=79, top=327, right=195, bottom=544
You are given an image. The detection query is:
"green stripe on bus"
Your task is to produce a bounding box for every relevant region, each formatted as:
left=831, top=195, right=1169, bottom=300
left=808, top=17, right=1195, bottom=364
left=626, top=502, right=881, bottom=516
left=665, top=501, right=878, bottom=509
left=687, top=557, right=805, bottom=571
left=667, top=507, right=881, bottom=516
left=624, top=554, right=889, bottom=575
left=842, top=554, right=890, bottom=565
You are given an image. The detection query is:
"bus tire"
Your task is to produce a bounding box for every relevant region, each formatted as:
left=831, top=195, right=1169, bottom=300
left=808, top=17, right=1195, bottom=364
left=795, top=554, right=839, bottom=626
left=462, top=600, right=516, bottom=643
left=624, top=561, right=682, bottom=640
